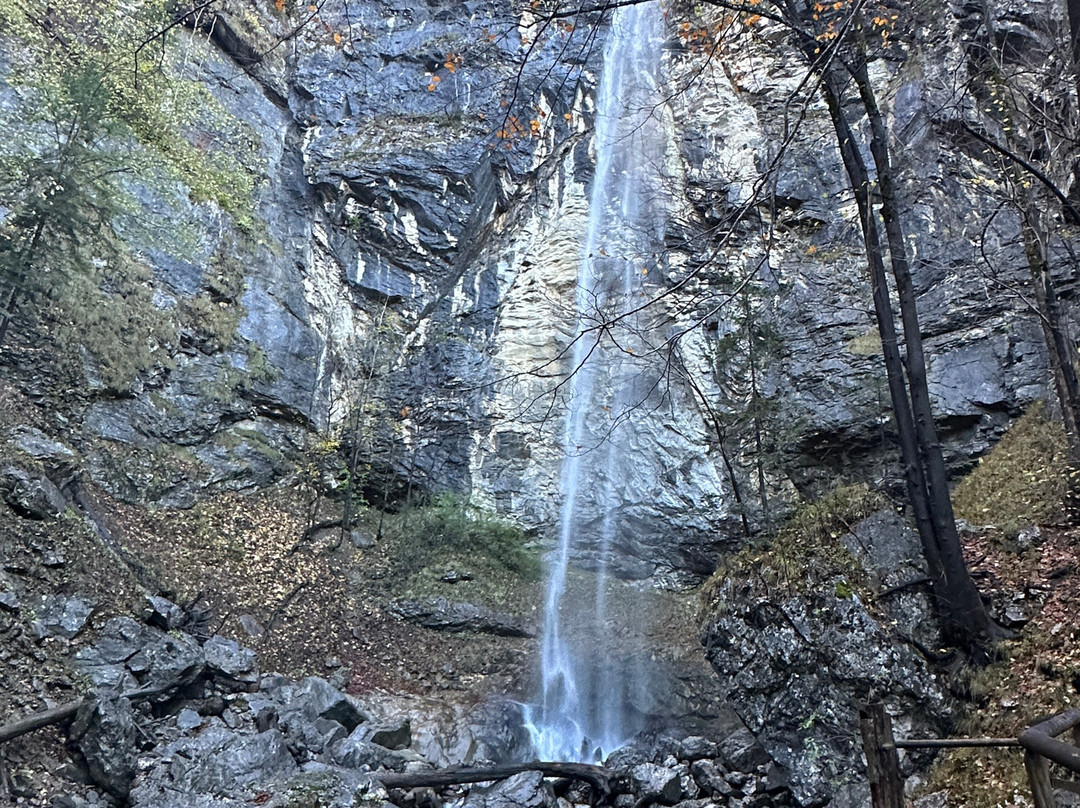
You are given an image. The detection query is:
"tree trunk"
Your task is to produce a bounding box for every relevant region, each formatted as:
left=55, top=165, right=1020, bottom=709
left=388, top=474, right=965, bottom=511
left=816, top=72, right=951, bottom=622
left=0, top=218, right=46, bottom=353
left=1021, top=210, right=1080, bottom=458
left=376, top=762, right=616, bottom=801
left=849, top=52, right=990, bottom=640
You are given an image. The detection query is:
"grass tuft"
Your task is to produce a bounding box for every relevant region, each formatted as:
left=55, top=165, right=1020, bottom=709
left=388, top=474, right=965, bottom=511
left=701, top=483, right=886, bottom=610
left=952, top=403, right=1070, bottom=530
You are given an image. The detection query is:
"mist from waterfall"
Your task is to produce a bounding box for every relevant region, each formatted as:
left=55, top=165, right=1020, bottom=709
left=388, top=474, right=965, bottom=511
left=525, top=0, right=671, bottom=763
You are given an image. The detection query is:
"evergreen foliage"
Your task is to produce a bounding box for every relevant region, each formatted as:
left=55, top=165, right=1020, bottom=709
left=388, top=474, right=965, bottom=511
left=0, top=0, right=258, bottom=387
left=380, top=493, right=541, bottom=584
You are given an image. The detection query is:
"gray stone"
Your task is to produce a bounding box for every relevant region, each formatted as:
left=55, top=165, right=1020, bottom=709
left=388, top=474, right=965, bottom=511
left=239, top=614, right=264, bottom=636
left=717, top=730, right=771, bottom=774
left=204, top=635, right=258, bottom=689
left=142, top=595, right=186, bottom=631
left=177, top=708, right=204, bottom=731
left=79, top=617, right=152, bottom=664
left=133, top=630, right=205, bottom=691
left=690, top=760, right=732, bottom=799
left=842, top=509, right=942, bottom=654
left=74, top=618, right=203, bottom=691
left=0, top=590, right=19, bottom=611
left=11, top=426, right=76, bottom=461
left=702, top=579, right=952, bottom=806
left=35, top=595, right=94, bottom=639
left=912, top=791, right=950, bottom=808
left=315, top=717, right=350, bottom=747
left=629, top=764, right=682, bottom=807
left=465, top=771, right=556, bottom=808
left=463, top=699, right=532, bottom=765
left=1, top=465, right=67, bottom=519
left=677, top=736, right=718, bottom=761
left=69, top=692, right=137, bottom=799
left=389, top=598, right=535, bottom=638
left=329, top=729, right=418, bottom=772
left=127, top=725, right=296, bottom=807
left=290, top=677, right=366, bottom=732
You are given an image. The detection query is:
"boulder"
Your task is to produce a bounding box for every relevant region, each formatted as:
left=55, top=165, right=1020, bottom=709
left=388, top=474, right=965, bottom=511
left=69, top=691, right=138, bottom=799
left=701, top=580, right=952, bottom=806
left=291, top=677, right=366, bottom=732
left=629, top=763, right=683, bottom=806
left=689, top=760, right=732, bottom=800
left=389, top=597, right=534, bottom=638
left=142, top=595, right=187, bottom=631
left=329, top=728, right=421, bottom=772
left=677, top=736, right=718, bottom=762
left=716, top=730, right=770, bottom=774
left=1, top=465, right=67, bottom=519
left=75, top=617, right=203, bottom=691
left=127, top=725, right=296, bottom=807
left=33, top=595, right=94, bottom=639
left=464, top=770, right=556, bottom=808
left=177, top=708, right=204, bottom=731
left=203, top=635, right=258, bottom=690
left=131, top=631, right=204, bottom=690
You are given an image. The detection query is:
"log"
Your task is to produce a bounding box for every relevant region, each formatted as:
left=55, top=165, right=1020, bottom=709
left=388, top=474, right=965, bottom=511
left=376, top=761, right=616, bottom=802
left=0, top=684, right=175, bottom=745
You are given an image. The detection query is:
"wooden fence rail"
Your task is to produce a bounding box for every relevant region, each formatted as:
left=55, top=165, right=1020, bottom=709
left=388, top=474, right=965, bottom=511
left=861, top=703, right=1080, bottom=808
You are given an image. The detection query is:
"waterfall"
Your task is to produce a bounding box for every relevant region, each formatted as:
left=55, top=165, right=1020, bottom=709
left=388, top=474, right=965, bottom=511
left=525, top=0, right=671, bottom=763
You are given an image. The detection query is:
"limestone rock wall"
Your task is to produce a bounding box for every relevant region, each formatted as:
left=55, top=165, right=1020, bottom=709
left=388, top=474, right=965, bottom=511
left=0, top=0, right=1068, bottom=580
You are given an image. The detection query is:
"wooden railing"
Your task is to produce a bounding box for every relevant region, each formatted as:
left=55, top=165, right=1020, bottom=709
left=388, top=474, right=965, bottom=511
left=1018, top=709, right=1080, bottom=808
left=857, top=703, right=1080, bottom=808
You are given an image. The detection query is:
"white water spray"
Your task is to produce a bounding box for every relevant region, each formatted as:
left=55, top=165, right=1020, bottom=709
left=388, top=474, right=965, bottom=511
left=525, top=0, right=671, bottom=763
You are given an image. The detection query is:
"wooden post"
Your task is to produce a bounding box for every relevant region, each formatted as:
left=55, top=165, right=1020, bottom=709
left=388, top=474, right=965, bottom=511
left=1025, top=751, right=1056, bottom=808
left=859, top=703, right=904, bottom=808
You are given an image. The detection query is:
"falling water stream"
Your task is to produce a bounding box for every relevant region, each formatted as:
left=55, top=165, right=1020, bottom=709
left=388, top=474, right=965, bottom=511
left=525, top=0, right=671, bottom=763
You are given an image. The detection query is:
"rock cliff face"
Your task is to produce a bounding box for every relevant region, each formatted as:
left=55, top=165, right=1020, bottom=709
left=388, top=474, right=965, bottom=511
left=1, top=0, right=1074, bottom=804
left=0, top=0, right=1063, bottom=578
